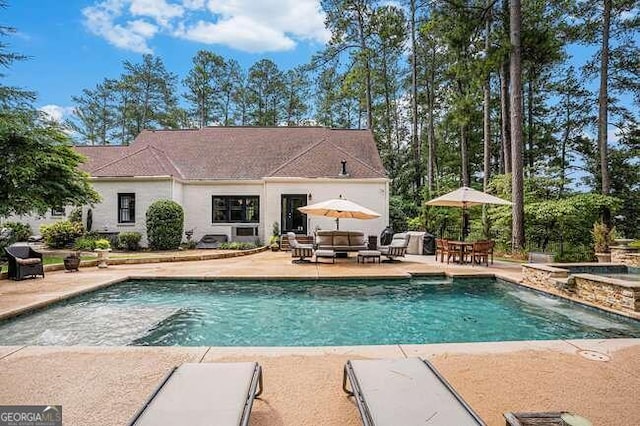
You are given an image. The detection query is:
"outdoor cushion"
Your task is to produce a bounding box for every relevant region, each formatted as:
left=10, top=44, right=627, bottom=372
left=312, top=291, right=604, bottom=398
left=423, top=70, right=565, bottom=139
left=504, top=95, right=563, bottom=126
left=316, top=235, right=333, bottom=246
left=350, top=235, right=366, bottom=245
left=16, top=257, right=42, bottom=265
left=333, top=235, right=350, bottom=246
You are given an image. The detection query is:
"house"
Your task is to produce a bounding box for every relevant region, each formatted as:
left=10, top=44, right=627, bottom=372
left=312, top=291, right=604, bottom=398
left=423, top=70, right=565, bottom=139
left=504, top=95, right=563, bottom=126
left=16, top=127, right=390, bottom=247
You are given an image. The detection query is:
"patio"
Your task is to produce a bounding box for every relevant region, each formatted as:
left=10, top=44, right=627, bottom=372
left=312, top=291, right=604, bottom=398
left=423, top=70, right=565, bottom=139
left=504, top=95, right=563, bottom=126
left=0, top=251, right=638, bottom=425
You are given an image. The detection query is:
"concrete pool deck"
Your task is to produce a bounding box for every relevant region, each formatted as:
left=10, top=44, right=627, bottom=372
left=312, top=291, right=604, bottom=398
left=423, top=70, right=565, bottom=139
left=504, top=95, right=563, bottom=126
left=1, top=251, right=639, bottom=425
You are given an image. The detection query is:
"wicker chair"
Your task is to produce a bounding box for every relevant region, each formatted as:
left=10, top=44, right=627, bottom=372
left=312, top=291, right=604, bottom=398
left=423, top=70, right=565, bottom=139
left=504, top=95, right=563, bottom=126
left=5, top=245, right=45, bottom=280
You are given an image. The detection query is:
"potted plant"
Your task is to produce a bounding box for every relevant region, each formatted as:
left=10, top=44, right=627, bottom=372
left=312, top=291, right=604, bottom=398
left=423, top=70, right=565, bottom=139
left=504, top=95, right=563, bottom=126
left=269, top=222, right=280, bottom=251
left=94, top=238, right=111, bottom=268
left=63, top=251, right=81, bottom=272
left=592, top=220, right=614, bottom=263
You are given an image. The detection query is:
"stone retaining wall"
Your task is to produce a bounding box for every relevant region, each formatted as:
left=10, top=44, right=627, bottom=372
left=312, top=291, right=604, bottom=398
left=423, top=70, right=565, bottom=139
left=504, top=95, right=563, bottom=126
left=611, top=246, right=640, bottom=268
left=574, top=274, right=640, bottom=313
left=522, top=262, right=640, bottom=315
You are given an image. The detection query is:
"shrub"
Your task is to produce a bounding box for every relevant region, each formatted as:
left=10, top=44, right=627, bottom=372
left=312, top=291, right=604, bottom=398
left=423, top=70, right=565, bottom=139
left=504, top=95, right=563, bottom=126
left=68, top=207, right=82, bottom=223
left=74, top=236, right=97, bottom=251
left=219, top=242, right=257, bottom=250
left=118, top=232, right=141, bottom=251
left=146, top=200, right=184, bottom=250
left=592, top=220, right=615, bottom=253
left=2, top=222, right=32, bottom=242
left=94, top=239, right=111, bottom=250
left=41, top=221, right=84, bottom=248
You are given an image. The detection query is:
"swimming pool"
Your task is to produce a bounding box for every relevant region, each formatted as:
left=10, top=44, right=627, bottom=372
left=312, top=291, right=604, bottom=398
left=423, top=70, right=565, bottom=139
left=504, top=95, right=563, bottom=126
left=1, top=277, right=639, bottom=346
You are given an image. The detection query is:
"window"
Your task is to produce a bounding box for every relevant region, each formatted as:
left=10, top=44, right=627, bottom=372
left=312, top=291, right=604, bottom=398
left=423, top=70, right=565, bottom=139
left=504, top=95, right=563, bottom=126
left=212, top=196, right=259, bottom=223
left=51, top=206, right=65, bottom=217
left=118, top=193, right=136, bottom=223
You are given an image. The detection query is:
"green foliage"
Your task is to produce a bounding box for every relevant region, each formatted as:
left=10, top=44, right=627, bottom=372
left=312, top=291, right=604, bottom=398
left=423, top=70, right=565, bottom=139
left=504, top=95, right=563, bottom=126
left=218, top=242, right=257, bottom=250
left=94, top=238, right=111, bottom=250
left=389, top=196, right=418, bottom=232
left=68, top=207, right=82, bottom=223
left=146, top=200, right=184, bottom=250
left=0, top=110, right=101, bottom=217
left=74, top=236, right=97, bottom=251
left=629, top=240, right=640, bottom=249
left=118, top=232, right=141, bottom=251
left=591, top=221, right=614, bottom=253
left=2, top=221, right=32, bottom=242
left=41, top=221, right=85, bottom=249
left=406, top=216, right=424, bottom=231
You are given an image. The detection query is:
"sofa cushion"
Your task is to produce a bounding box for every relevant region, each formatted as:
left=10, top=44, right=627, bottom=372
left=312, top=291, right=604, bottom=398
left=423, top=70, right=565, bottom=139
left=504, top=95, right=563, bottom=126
left=316, top=235, right=333, bottom=246
left=333, top=235, right=350, bottom=246
left=350, top=234, right=366, bottom=246
left=16, top=257, right=41, bottom=265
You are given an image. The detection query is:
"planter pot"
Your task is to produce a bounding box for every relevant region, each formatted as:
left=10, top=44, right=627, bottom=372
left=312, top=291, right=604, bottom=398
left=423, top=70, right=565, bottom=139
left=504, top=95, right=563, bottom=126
left=95, top=249, right=111, bottom=268
left=595, top=252, right=611, bottom=263
left=63, top=256, right=81, bottom=272
left=270, top=246, right=280, bottom=252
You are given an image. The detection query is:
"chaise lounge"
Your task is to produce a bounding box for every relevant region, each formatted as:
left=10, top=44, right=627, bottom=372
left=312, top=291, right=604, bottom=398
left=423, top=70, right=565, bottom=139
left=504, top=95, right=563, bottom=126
left=129, top=362, right=263, bottom=426
left=343, top=358, right=485, bottom=426
left=5, top=245, right=45, bottom=280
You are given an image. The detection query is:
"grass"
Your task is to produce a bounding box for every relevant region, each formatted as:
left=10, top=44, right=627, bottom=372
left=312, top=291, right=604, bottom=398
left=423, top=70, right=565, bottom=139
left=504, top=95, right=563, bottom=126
left=0, top=255, right=93, bottom=273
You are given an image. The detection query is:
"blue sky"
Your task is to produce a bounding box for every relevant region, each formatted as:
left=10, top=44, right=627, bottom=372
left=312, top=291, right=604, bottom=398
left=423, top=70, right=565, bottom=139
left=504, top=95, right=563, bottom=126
left=3, top=0, right=330, bottom=120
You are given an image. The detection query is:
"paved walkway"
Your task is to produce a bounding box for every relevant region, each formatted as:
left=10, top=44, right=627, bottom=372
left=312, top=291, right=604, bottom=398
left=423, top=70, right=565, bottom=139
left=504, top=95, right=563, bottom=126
left=1, top=251, right=638, bottom=425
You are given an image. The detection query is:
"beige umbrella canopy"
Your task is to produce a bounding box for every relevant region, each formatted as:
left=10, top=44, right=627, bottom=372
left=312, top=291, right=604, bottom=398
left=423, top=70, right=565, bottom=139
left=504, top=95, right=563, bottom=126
left=426, top=186, right=512, bottom=208
left=426, top=186, right=511, bottom=240
left=298, top=196, right=381, bottom=230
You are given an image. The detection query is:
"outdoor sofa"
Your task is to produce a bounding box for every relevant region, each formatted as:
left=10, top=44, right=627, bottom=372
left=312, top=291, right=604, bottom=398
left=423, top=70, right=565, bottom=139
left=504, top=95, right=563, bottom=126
left=343, top=358, right=485, bottom=426
left=315, top=230, right=369, bottom=252
left=4, top=245, right=44, bottom=280
left=129, top=362, right=263, bottom=426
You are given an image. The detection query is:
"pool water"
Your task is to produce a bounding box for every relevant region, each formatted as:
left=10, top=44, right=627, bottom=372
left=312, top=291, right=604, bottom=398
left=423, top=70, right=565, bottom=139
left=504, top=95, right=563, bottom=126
left=1, top=278, right=639, bottom=346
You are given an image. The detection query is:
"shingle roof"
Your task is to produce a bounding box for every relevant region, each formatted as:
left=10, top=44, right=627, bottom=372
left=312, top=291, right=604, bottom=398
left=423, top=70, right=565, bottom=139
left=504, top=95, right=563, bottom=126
left=75, top=127, right=386, bottom=180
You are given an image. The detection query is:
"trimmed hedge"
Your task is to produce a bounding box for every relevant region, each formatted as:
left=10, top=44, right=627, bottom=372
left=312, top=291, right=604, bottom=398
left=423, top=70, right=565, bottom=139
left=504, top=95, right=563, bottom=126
left=146, top=200, right=184, bottom=250
left=2, top=221, right=32, bottom=242
left=41, top=221, right=84, bottom=248
left=118, top=231, right=141, bottom=251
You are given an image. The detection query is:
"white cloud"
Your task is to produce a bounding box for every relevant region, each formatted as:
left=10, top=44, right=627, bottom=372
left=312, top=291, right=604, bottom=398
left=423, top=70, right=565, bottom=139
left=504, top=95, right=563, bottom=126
left=129, top=0, right=184, bottom=26
left=40, top=105, right=75, bottom=123
left=82, top=0, right=330, bottom=54
left=83, top=0, right=157, bottom=53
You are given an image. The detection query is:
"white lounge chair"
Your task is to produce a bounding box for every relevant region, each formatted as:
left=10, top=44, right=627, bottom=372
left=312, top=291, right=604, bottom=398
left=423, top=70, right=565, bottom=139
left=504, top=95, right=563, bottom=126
left=343, top=358, right=485, bottom=426
left=129, top=362, right=263, bottom=426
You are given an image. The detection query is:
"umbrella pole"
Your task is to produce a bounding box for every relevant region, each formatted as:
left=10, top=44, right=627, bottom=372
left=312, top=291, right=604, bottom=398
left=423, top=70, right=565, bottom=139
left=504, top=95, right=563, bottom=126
left=336, top=218, right=340, bottom=230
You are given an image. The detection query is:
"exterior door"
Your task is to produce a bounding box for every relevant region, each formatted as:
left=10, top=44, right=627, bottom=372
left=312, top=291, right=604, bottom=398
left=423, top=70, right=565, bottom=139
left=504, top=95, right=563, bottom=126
left=281, top=194, right=307, bottom=234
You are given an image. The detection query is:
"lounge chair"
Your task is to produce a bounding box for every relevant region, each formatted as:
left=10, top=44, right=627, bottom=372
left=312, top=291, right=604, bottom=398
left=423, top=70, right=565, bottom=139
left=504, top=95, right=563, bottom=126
left=287, top=232, right=314, bottom=263
left=129, top=362, right=263, bottom=426
left=378, top=233, right=409, bottom=262
left=5, top=245, right=44, bottom=280
left=343, top=358, right=485, bottom=426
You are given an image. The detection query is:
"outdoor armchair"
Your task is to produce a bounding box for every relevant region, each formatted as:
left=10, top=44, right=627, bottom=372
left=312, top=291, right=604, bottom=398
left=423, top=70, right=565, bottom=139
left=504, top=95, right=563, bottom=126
left=378, top=233, right=409, bottom=262
left=5, top=245, right=44, bottom=280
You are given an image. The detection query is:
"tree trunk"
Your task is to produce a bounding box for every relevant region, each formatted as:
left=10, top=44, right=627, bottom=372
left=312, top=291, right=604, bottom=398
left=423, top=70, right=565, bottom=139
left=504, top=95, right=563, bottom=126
left=510, top=0, right=525, bottom=250
left=500, top=61, right=512, bottom=174
left=356, top=9, right=373, bottom=130
left=460, top=123, right=470, bottom=187
left=560, top=92, right=569, bottom=195
left=598, top=0, right=611, bottom=216
left=526, top=77, right=534, bottom=173
left=410, top=0, right=421, bottom=193
left=483, top=3, right=492, bottom=238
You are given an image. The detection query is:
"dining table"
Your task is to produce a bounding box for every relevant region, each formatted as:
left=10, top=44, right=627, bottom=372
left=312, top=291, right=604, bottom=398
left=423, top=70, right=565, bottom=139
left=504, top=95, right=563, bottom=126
left=446, top=240, right=474, bottom=264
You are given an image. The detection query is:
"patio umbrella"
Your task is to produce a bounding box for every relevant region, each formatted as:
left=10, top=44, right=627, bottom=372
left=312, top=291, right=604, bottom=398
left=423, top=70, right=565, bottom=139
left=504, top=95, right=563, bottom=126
left=425, top=186, right=512, bottom=240
left=297, top=196, right=381, bottom=230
